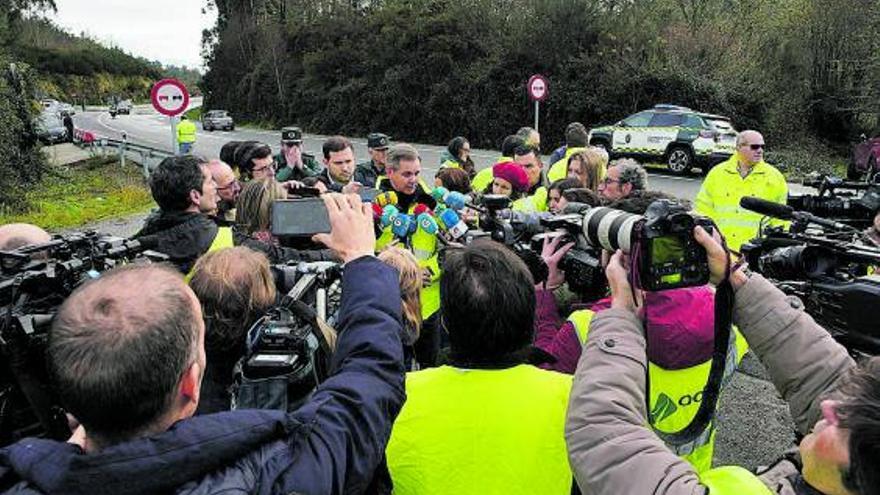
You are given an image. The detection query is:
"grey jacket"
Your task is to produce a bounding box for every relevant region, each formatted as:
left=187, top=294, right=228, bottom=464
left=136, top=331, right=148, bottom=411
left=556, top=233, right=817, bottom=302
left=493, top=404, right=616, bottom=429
left=564, top=274, right=855, bottom=494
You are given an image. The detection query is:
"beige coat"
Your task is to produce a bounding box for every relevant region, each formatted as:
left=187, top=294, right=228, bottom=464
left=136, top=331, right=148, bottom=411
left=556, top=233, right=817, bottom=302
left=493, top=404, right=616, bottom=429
left=564, top=274, right=855, bottom=494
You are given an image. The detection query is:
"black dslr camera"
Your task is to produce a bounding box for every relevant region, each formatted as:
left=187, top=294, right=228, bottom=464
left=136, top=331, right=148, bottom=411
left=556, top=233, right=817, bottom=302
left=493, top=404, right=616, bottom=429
left=531, top=213, right=607, bottom=301
left=582, top=200, right=713, bottom=291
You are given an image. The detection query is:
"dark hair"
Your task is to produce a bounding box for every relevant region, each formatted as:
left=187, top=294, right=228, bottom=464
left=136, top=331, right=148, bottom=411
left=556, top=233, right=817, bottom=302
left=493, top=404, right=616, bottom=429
left=149, top=155, right=206, bottom=212
left=500, top=134, right=526, bottom=157
left=836, top=357, right=880, bottom=495
left=549, top=177, right=581, bottom=195
left=435, top=167, right=472, bottom=194
left=441, top=240, right=535, bottom=368
left=322, top=135, right=353, bottom=160
left=220, top=141, right=242, bottom=168
left=235, top=141, right=273, bottom=178
left=447, top=136, right=469, bottom=160
left=48, top=264, right=199, bottom=443
left=565, top=122, right=589, bottom=147
left=604, top=189, right=687, bottom=214
left=562, top=188, right=601, bottom=207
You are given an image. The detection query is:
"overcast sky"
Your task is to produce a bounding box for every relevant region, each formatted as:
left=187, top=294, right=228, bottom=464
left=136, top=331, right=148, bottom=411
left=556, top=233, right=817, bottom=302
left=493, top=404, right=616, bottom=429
left=52, top=0, right=216, bottom=69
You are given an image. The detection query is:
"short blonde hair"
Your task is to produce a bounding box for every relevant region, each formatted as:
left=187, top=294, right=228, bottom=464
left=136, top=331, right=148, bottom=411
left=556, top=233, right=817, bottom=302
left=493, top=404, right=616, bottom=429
left=378, top=247, right=422, bottom=345
left=235, top=179, right=288, bottom=235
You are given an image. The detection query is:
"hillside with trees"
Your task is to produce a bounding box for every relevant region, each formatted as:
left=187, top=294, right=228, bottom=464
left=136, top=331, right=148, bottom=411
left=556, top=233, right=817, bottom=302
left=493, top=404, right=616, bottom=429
left=201, top=0, right=880, bottom=170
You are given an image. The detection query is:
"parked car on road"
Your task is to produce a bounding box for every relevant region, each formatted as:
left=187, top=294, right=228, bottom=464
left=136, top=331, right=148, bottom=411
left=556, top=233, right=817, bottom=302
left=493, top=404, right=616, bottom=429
left=849, top=134, right=880, bottom=182
left=587, top=104, right=738, bottom=175
left=116, top=100, right=133, bottom=115
left=201, top=110, right=235, bottom=131
left=35, top=112, right=67, bottom=144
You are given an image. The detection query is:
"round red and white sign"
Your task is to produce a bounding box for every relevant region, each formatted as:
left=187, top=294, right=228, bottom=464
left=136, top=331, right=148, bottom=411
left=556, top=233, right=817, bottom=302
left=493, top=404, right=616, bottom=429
left=150, top=78, right=190, bottom=117
left=527, top=74, right=549, bottom=102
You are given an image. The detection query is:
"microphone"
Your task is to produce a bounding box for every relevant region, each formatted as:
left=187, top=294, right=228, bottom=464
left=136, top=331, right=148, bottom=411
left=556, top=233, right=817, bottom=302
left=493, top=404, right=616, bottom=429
left=371, top=203, right=384, bottom=222
left=739, top=197, right=794, bottom=220
left=739, top=196, right=858, bottom=232
left=439, top=209, right=469, bottom=240
left=381, top=205, right=399, bottom=228
left=434, top=203, right=448, bottom=216
left=430, top=186, right=472, bottom=211
left=374, top=191, right=398, bottom=208
left=416, top=213, right=439, bottom=235
left=391, top=213, right=416, bottom=238
left=413, top=203, right=433, bottom=217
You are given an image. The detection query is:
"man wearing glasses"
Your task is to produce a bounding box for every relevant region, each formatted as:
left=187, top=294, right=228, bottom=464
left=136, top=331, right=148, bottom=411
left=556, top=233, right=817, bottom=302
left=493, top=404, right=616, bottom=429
left=695, top=130, right=788, bottom=251
left=597, top=158, right=648, bottom=202
left=208, top=159, right=240, bottom=223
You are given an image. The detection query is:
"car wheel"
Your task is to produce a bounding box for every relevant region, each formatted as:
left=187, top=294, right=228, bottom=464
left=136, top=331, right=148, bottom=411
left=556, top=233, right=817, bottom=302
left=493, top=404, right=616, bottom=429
left=666, top=146, right=693, bottom=175
left=204, top=125, right=212, bottom=132
left=229, top=125, right=235, bottom=131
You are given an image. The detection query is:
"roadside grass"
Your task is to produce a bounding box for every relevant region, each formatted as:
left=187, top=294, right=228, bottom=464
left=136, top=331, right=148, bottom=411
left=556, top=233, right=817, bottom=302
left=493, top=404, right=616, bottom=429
left=184, top=106, right=202, bottom=121
left=0, top=157, right=155, bottom=230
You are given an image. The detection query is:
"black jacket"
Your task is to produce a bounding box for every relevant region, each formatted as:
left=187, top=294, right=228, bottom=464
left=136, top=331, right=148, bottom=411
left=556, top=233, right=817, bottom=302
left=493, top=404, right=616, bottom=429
left=0, top=257, right=406, bottom=495
left=133, top=210, right=333, bottom=272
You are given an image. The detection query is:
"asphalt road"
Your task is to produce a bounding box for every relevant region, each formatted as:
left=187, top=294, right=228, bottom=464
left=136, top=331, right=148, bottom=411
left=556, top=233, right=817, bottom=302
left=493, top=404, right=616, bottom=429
left=72, top=108, right=800, bottom=471
left=73, top=109, right=743, bottom=201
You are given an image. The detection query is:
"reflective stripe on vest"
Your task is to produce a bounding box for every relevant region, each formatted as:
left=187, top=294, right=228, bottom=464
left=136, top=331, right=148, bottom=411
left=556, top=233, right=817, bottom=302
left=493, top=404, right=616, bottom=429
left=386, top=365, right=573, bottom=495
left=570, top=308, right=745, bottom=472
left=699, top=466, right=773, bottom=494
left=184, top=227, right=234, bottom=282
left=512, top=186, right=548, bottom=213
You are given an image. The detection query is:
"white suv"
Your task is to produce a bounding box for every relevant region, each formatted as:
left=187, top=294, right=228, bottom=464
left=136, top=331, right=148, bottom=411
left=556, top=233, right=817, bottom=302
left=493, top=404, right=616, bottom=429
left=587, top=105, right=738, bottom=174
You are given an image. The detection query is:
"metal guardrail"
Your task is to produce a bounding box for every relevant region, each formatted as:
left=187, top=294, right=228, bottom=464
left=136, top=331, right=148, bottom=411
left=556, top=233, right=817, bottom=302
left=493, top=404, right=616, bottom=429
left=74, top=129, right=173, bottom=177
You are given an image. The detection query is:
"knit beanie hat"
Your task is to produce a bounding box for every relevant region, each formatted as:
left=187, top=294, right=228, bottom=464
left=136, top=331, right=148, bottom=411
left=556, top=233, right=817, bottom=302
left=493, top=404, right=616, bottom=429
left=492, top=161, right=529, bottom=192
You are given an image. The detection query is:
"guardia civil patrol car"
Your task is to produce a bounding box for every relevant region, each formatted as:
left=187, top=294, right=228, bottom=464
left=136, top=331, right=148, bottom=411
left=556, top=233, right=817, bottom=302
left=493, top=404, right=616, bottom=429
left=587, top=104, right=738, bottom=175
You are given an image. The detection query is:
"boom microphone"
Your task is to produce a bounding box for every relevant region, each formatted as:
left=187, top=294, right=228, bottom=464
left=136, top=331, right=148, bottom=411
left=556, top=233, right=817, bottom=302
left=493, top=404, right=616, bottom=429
left=739, top=197, right=794, bottom=220
left=740, top=196, right=858, bottom=232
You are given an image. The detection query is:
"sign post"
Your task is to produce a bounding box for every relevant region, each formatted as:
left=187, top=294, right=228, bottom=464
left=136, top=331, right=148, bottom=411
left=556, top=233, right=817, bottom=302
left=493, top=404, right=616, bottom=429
left=527, top=74, right=549, bottom=133
left=150, top=78, right=190, bottom=155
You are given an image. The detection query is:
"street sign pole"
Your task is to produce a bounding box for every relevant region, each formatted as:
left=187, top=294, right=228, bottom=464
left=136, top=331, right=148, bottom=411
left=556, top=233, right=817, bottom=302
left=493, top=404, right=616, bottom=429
left=534, top=100, right=540, bottom=133
left=527, top=74, right=548, bottom=134
left=170, top=116, right=179, bottom=156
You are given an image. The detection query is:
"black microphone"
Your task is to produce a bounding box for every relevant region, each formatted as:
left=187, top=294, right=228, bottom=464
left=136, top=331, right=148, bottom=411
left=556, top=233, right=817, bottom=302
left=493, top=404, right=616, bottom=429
left=739, top=196, right=858, bottom=232
left=739, top=197, right=794, bottom=220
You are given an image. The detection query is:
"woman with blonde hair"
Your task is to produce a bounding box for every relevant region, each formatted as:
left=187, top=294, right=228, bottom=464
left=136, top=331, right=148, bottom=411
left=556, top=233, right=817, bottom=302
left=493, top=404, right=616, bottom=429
left=378, top=246, right=423, bottom=370
left=566, top=148, right=605, bottom=192
left=235, top=178, right=288, bottom=245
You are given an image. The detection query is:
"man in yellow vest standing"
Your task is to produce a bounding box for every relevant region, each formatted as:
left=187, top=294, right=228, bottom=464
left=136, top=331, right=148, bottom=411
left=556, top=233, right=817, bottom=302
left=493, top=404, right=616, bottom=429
left=695, top=130, right=788, bottom=251
left=386, top=239, right=573, bottom=495
left=177, top=114, right=197, bottom=154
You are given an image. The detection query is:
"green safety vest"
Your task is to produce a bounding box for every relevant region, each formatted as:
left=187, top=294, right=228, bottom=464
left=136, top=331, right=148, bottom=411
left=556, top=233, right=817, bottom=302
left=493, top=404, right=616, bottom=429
left=512, top=186, right=549, bottom=213
left=546, top=147, right=587, bottom=182
left=439, top=159, right=461, bottom=170
left=568, top=309, right=748, bottom=473
left=694, top=155, right=788, bottom=252
left=374, top=179, right=441, bottom=319
left=386, top=364, right=573, bottom=495
left=177, top=119, right=197, bottom=144
left=700, top=466, right=773, bottom=494
left=184, top=227, right=233, bottom=282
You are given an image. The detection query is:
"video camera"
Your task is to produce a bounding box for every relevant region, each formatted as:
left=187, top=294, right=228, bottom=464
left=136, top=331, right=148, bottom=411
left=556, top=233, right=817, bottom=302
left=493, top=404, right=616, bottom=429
left=787, top=175, right=880, bottom=231
left=0, top=232, right=167, bottom=446
left=740, top=197, right=880, bottom=355
left=233, top=261, right=340, bottom=412
left=531, top=211, right=607, bottom=300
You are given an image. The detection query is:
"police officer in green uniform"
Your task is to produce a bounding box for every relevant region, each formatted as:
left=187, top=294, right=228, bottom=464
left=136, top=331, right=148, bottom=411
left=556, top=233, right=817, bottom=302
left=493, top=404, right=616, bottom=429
left=354, top=132, right=390, bottom=188
left=275, top=126, right=323, bottom=182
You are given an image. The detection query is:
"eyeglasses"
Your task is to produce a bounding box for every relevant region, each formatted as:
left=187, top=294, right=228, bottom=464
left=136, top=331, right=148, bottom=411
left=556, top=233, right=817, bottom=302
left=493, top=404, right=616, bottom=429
left=252, top=161, right=277, bottom=174
left=601, top=177, right=621, bottom=186
left=217, top=179, right=240, bottom=191
left=743, top=143, right=765, bottom=150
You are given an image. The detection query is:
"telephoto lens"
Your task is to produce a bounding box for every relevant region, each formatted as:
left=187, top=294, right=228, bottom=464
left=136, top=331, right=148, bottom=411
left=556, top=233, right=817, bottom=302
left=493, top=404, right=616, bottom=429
left=581, top=207, right=643, bottom=253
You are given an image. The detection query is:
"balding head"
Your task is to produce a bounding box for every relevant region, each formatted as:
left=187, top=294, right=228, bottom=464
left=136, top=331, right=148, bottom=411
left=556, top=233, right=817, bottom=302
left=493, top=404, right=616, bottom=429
left=208, top=159, right=239, bottom=204
left=736, top=130, right=765, bottom=167
left=49, top=263, right=205, bottom=447
left=0, top=223, right=51, bottom=251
